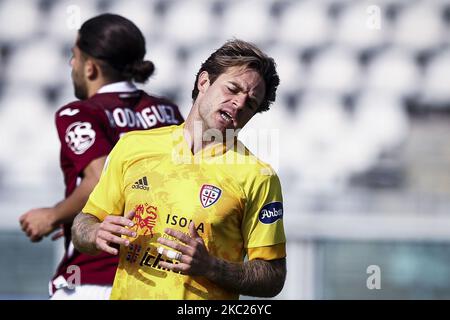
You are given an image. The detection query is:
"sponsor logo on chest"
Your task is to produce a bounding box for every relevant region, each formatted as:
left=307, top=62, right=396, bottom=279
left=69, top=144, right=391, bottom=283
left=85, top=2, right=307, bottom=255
left=132, top=176, right=150, bottom=191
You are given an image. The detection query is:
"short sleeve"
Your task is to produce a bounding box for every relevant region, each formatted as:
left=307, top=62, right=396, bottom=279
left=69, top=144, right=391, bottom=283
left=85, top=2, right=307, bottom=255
left=55, top=104, right=112, bottom=173
left=242, top=170, right=286, bottom=260
left=82, top=138, right=126, bottom=221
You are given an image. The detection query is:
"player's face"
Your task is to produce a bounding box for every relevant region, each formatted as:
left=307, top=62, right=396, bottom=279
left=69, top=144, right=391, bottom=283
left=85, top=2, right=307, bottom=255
left=197, top=66, right=265, bottom=134
left=70, top=44, right=88, bottom=100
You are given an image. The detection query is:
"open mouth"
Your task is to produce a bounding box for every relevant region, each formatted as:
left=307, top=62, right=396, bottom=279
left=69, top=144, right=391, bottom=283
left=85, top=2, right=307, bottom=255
left=220, top=110, right=233, bottom=123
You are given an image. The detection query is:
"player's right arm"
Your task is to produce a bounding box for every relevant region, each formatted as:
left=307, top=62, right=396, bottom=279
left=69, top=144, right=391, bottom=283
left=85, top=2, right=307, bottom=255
left=72, top=135, right=137, bottom=255
left=72, top=210, right=136, bottom=255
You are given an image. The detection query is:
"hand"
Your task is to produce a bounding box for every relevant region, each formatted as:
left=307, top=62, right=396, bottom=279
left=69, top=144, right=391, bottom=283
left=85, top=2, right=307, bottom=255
left=157, top=222, right=215, bottom=276
left=93, top=210, right=137, bottom=255
left=19, top=207, right=58, bottom=242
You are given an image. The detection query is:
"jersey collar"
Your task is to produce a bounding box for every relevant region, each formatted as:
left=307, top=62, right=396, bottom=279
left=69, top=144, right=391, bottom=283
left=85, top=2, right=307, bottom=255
left=97, top=81, right=138, bottom=94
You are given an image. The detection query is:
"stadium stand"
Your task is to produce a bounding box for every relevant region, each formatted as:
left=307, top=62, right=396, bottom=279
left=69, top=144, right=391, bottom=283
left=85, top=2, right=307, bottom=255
left=2, top=0, right=450, bottom=300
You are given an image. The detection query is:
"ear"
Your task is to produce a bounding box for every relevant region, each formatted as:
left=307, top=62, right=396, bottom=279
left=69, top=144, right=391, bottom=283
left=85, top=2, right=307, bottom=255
left=84, top=59, right=99, bottom=81
left=197, top=71, right=210, bottom=94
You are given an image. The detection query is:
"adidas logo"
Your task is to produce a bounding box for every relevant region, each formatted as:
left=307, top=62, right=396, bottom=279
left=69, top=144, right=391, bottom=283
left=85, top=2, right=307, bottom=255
left=132, top=176, right=150, bottom=191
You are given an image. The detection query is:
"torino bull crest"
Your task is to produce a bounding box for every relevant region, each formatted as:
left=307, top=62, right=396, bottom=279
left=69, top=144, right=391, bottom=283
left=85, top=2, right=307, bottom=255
left=65, top=121, right=96, bottom=154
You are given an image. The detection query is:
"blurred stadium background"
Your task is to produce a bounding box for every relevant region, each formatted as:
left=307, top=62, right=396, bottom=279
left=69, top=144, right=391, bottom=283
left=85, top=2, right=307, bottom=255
left=1, top=0, right=450, bottom=299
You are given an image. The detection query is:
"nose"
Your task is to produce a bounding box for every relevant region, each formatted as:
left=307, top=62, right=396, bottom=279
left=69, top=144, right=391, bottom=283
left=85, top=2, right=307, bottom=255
left=232, top=93, right=248, bottom=110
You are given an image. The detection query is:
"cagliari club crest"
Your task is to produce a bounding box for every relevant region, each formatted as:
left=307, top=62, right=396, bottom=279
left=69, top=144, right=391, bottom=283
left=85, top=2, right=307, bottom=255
left=200, top=184, right=222, bottom=208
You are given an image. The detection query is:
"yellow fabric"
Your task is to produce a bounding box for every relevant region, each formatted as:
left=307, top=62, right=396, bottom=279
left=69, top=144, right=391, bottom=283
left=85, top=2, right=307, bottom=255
left=247, top=243, right=286, bottom=260
left=83, top=124, right=286, bottom=300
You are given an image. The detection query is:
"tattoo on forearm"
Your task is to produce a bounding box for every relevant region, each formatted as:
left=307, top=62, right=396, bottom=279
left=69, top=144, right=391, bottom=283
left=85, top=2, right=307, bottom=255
left=210, top=258, right=286, bottom=297
left=72, top=213, right=100, bottom=255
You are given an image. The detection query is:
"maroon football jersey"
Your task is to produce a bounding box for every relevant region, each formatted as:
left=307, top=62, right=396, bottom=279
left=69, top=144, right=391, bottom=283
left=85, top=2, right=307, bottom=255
left=51, top=89, right=184, bottom=293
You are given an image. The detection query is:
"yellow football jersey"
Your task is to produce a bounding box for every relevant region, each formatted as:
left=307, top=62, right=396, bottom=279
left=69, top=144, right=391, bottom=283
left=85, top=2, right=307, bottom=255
left=83, top=124, right=286, bottom=300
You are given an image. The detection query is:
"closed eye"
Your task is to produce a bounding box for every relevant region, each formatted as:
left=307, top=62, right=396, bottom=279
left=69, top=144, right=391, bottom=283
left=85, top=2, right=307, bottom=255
left=226, top=86, right=238, bottom=94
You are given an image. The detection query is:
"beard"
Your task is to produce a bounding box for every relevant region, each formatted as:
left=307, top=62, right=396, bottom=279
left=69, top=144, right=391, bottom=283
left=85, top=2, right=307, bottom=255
left=72, top=70, right=88, bottom=100
left=73, top=80, right=88, bottom=100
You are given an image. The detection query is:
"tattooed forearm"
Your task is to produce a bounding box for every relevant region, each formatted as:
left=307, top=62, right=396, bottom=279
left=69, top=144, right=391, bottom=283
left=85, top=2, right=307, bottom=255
left=72, top=212, right=101, bottom=255
left=207, top=258, right=286, bottom=297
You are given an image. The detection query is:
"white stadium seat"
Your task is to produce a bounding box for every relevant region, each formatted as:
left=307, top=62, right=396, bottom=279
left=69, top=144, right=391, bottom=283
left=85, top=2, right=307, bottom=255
left=107, top=0, right=158, bottom=41
left=5, top=39, right=68, bottom=88
left=393, top=1, right=446, bottom=52
left=290, top=92, right=408, bottom=191
left=0, top=87, right=59, bottom=187
left=162, top=0, right=217, bottom=47
left=45, top=0, right=100, bottom=45
left=307, top=46, right=361, bottom=95
left=277, top=0, right=331, bottom=49
left=421, top=49, right=450, bottom=105
left=334, top=1, right=389, bottom=50
left=334, top=92, right=409, bottom=177
left=352, top=92, right=409, bottom=153
left=141, top=41, right=182, bottom=96
left=0, top=0, right=41, bottom=43
left=292, top=94, right=354, bottom=191
left=221, top=0, right=276, bottom=45
left=364, top=48, right=420, bottom=98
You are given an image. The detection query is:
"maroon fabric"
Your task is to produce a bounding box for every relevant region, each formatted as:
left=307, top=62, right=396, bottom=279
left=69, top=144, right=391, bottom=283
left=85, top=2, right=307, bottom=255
left=51, top=90, right=183, bottom=293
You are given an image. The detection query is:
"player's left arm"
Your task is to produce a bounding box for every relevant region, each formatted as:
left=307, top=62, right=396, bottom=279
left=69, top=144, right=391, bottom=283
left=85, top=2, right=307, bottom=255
left=208, top=255, right=286, bottom=298
left=157, top=223, right=286, bottom=298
